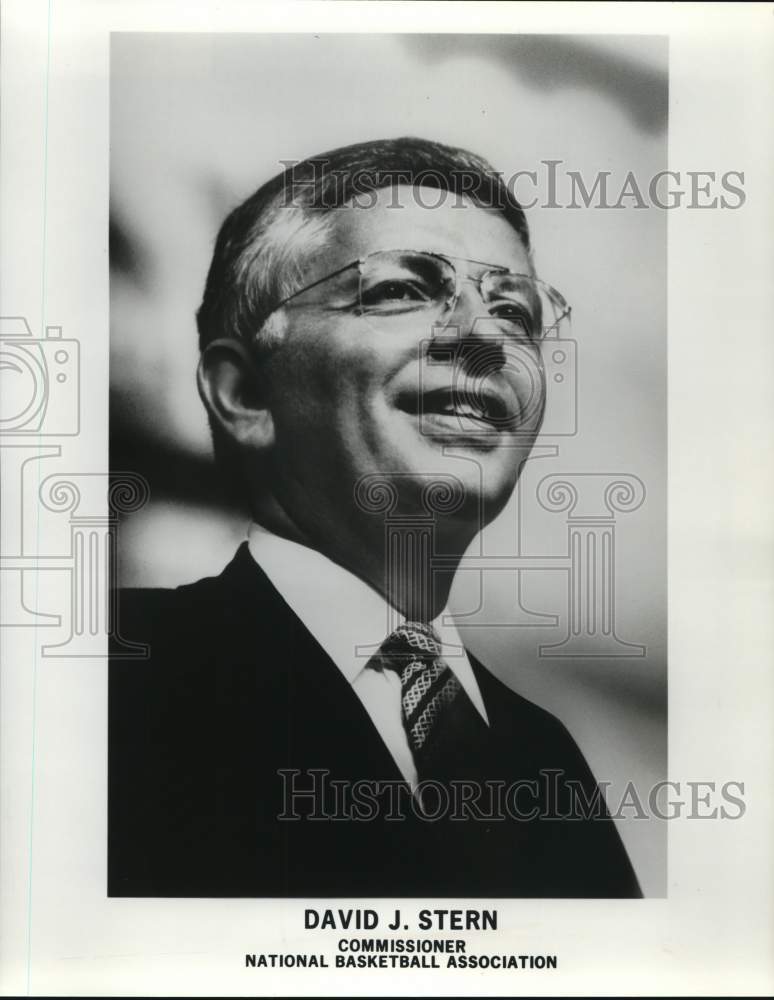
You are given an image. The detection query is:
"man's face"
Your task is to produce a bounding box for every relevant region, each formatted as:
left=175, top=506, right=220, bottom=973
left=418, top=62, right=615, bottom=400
left=260, top=186, right=545, bottom=550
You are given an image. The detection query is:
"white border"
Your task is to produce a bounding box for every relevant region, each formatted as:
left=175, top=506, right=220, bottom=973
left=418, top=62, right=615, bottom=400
left=1, top=2, right=773, bottom=996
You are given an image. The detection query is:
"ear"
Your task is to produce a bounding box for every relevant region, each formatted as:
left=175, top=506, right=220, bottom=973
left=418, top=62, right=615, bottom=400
left=197, top=338, right=275, bottom=452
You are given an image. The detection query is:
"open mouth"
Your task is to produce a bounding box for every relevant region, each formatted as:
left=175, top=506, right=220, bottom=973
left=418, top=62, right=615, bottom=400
left=395, top=386, right=512, bottom=430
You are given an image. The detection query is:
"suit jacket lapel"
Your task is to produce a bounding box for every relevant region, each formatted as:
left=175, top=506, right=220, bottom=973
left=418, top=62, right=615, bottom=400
left=217, top=543, right=408, bottom=784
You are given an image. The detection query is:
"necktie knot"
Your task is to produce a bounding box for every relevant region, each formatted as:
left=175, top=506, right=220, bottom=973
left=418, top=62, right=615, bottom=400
left=380, top=621, right=443, bottom=665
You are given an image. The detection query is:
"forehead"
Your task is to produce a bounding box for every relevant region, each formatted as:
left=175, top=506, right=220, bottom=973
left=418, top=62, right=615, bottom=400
left=316, top=184, right=531, bottom=275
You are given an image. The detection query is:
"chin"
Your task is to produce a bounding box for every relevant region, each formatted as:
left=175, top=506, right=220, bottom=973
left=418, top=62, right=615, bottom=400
left=427, top=469, right=516, bottom=535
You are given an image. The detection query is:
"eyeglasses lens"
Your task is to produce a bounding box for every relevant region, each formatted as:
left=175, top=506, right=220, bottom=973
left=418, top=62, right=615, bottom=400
left=357, top=251, right=569, bottom=341
left=358, top=252, right=455, bottom=322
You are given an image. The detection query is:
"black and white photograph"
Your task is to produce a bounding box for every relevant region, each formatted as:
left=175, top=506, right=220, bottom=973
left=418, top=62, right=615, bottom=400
left=109, top=33, right=666, bottom=900
left=0, top=2, right=772, bottom=996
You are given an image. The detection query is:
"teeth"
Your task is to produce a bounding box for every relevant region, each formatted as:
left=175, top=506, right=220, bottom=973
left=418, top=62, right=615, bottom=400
left=436, top=405, right=485, bottom=419
left=409, top=390, right=500, bottom=423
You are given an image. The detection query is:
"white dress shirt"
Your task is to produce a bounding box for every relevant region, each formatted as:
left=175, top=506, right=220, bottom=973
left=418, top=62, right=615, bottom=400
left=247, top=522, right=489, bottom=788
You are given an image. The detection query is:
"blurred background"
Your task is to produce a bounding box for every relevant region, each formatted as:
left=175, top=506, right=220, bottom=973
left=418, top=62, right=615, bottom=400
left=110, top=33, right=667, bottom=894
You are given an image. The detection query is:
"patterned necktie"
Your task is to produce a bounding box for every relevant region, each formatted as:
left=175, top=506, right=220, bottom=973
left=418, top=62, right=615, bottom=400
left=377, top=621, right=490, bottom=783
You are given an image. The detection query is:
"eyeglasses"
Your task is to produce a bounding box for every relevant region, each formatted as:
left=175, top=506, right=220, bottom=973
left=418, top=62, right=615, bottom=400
left=265, top=249, right=571, bottom=341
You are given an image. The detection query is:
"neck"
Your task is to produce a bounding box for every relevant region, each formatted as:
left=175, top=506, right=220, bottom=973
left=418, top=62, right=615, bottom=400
left=252, top=494, right=473, bottom=622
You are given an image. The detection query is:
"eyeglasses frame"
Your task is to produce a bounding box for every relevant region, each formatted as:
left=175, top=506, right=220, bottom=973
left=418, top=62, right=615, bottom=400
left=262, top=248, right=572, bottom=339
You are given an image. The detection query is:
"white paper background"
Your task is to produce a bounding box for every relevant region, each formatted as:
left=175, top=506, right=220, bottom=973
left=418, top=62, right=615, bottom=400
left=1, top=1, right=773, bottom=996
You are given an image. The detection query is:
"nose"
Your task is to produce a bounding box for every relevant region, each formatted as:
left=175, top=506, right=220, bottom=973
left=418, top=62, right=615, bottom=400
left=427, top=279, right=507, bottom=371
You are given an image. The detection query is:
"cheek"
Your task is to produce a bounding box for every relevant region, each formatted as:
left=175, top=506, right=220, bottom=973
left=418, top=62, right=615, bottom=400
left=517, top=372, right=546, bottom=428
left=269, top=335, right=384, bottom=439
left=506, top=346, right=545, bottom=427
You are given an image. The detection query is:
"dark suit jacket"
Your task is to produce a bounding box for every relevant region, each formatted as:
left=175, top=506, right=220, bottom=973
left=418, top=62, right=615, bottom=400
left=109, top=543, right=641, bottom=898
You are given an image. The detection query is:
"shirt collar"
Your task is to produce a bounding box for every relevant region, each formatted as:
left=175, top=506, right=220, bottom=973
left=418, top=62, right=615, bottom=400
left=246, top=521, right=488, bottom=720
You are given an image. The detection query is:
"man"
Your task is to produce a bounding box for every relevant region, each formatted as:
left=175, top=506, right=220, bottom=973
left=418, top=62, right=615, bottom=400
left=109, top=137, right=641, bottom=898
